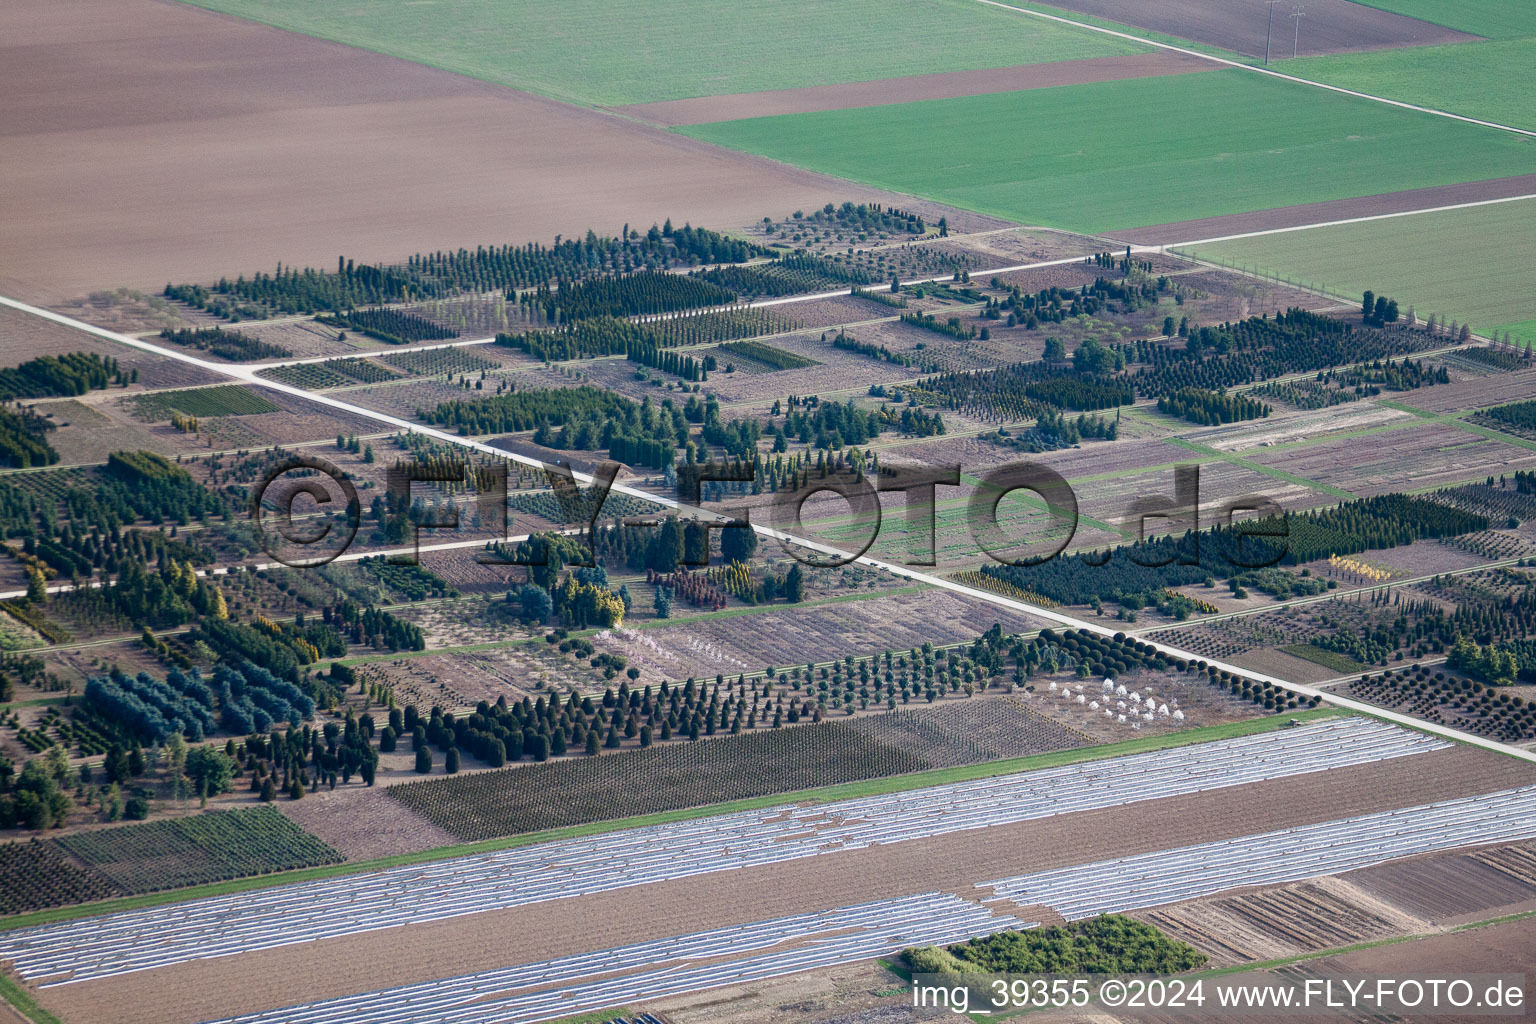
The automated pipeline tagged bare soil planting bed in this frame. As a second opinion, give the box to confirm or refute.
[1184,402,1416,453]
[588,588,1051,682]
[342,377,478,421]
[41,743,1529,1024]
[46,290,208,335]
[1301,913,1536,979]
[1252,422,1536,494]
[1112,174,1536,243]
[1318,536,1490,578]
[216,319,356,361]
[278,785,458,862]
[1071,457,1334,530]
[1154,270,1330,320]
[1136,874,1424,967]
[923,226,1107,267]
[1025,0,1477,61]
[1401,366,1536,414]
[617,53,1214,125]
[393,697,1095,841]
[1344,841,1536,924]
[0,0,939,303]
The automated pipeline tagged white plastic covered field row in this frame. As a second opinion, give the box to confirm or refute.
[201,783,1536,1024]
[984,785,1536,919]
[197,891,1029,1024]
[0,718,1442,986]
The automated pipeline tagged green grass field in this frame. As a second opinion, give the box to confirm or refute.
[1346,0,1536,39]
[1178,199,1536,342]
[1281,0,1536,132]
[680,70,1536,234]
[181,0,1144,107]
[1288,39,1536,133]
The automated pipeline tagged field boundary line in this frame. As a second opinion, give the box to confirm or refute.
[1165,192,1536,249]
[4,291,1533,766]
[970,0,1536,138]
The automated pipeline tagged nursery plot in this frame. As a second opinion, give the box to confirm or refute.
[1252,422,1536,494]
[46,290,205,335]
[343,378,476,422]
[277,785,460,862]
[0,312,216,394]
[1399,367,1536,414]
[350,645,592,712]
[704,336,916,405]
[390,696,1094,841]
[0,840,124,916]
[404,295,543,338]
[1164,607,1325,661]
[211,319,353,360]
[34,402,181,466]
[1016,668,1264,744]
[129,384,280,421]
[382,347,499,377]
[588,588,1052,682]
[52,807,342,895]
[1179,402,1418,453]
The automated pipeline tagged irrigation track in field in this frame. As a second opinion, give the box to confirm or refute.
[4,293,1534,765]
[972,0,1536,139]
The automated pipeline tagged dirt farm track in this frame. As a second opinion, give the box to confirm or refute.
[37,743,1531,1024]
[0,0,925,303]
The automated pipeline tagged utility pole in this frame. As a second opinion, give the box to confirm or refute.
[1292,5,1305,58]
[1264,0,1282,63]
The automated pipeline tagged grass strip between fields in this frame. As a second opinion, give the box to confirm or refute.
[0,708,1346,932]
[541,1010,641,1024]
[1377,398,1536,453]
[0,972,62,1024]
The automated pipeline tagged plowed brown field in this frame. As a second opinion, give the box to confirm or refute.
[1107,174,1536,243]
[0,0,951,303]
[1031,0,1477,59]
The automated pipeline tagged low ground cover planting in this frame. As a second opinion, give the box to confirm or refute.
[0,839,124,916]
[130,384,281,420]
[0,807,342,915]
[53,806,343,894]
